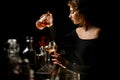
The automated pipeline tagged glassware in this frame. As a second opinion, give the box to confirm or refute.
[35,41,57,80]
[46,40,57,64]
[5,39,20,59]
[35,11,50,30]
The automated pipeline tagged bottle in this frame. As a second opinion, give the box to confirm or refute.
[22,36,37,71]
[35,11,50,30]
[4,39,22,80]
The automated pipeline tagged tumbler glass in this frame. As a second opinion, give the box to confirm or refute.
[36,11,50,30]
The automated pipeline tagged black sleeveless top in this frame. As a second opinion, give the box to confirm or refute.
[58,29,105,75]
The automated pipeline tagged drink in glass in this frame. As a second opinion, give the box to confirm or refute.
[36,12,50,30]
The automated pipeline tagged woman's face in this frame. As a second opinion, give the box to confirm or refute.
[69,7,85,25]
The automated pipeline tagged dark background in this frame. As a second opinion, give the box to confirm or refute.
[0,0,74,43]
[0,0,117,49]
[0,0,119,79]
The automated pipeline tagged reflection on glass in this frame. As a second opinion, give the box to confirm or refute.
[46,40,57,64]
[35,11,50,30]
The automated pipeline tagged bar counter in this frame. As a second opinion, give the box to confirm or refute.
[34,63,80,80]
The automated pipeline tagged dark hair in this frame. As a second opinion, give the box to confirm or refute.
[68,0,107,28]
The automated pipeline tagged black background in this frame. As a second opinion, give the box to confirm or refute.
[0,0,117,50]
[0,0,119,79]
[0,0,74,42]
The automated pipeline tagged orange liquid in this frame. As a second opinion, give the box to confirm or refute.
[46,49,56,55]
[36,20,50,29]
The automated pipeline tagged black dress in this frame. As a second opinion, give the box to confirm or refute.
[57,29,107,80]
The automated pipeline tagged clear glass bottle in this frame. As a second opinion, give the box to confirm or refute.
[5,38,20,59]
[4,38,22,80]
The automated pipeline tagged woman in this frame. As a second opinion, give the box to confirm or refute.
[38,0,107,80]
[51,0,107,80]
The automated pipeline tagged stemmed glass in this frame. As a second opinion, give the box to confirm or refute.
[46,40,57,64]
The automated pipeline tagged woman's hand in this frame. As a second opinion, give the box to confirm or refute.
[46,12,53,27]
[51,53,67,69]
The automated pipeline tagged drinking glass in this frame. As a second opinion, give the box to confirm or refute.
[46,40,57,64]
[35,11,50,30]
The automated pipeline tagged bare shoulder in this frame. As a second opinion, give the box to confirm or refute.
[76,27,101,40]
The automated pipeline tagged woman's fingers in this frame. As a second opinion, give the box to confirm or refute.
[51,53,66,69]
[51,54,61,64]
[51,58,60,62]
[58,63,66,69]
[39,14,47,19]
